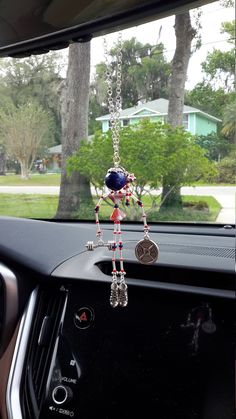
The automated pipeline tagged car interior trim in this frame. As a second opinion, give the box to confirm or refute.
[0,0,215,57]
[0,264,18,357]
[6,289,38,419]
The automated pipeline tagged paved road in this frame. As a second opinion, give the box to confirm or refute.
[0,186,59,195]
[0,185,235,224]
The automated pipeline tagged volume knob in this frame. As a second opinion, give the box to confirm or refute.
[52,385,73,405]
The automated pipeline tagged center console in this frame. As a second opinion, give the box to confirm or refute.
[18,279,235,419]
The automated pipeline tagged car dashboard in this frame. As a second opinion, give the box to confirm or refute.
[0,217,235,419]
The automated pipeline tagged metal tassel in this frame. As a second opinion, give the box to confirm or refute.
[110,278,119,308]
[118,280,128,307]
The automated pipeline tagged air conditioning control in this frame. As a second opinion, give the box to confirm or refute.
[52,385,73,405]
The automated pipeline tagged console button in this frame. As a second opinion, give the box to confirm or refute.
[74,307,94,329]
[52,385,73,405]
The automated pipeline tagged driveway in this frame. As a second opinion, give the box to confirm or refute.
[0,185,235,224]
[181,186,236,224]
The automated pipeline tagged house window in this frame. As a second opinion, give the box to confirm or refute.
[183,114,189,130]
[123,119,130,126]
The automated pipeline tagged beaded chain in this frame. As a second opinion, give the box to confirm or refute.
[86,33,159,308]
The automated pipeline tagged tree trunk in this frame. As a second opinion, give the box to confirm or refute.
[161,12,196,209]
[56,42,93,218]
[20,160,29,179]
[0,150,6,175]
[161,182,182,209]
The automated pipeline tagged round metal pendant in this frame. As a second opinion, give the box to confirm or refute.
[135,238,159,264]
[201,320,216,334]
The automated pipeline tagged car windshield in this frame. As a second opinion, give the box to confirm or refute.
[0,0,235,224]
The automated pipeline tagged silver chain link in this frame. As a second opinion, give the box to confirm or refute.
[103,33,122,167]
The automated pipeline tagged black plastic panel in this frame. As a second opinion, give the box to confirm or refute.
[37,281,235,419]
[0,0,214,57]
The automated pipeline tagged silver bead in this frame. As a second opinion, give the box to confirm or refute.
[86,241,95,251]
[107,240,114,251]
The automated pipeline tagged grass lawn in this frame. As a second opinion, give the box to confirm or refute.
[0,194,221,222]
[0,173,61,186]
[98,195,221,222]
[153,196,221,222]
[191,181,236,187]
[0,194,58,218]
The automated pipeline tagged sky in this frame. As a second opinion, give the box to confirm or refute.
[89,0,235,89]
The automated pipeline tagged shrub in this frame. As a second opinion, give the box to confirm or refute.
[216,153,236,184]
[183,200,209,211]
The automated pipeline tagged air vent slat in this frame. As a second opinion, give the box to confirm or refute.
[38,298,65,403]
[22,287,67,419]
[97,261,235,291]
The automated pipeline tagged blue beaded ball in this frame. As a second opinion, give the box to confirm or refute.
[105,169,127,191]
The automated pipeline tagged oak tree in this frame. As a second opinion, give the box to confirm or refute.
[56,42,93,218]
[161,12,196,209]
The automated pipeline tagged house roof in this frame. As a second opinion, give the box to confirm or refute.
[48,136,94,154]
[48,144,62,154]
[96,98,221,123]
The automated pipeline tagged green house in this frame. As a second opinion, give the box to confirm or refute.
[96,98,221,136]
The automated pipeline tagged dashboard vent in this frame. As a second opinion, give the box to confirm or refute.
[97,262,235,291]
[22,287,67,419]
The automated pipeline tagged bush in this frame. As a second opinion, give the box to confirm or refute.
[183,200,209,211]
[216,153,236,184]
[195,132,232,162]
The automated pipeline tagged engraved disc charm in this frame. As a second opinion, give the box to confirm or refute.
[135,238,159,264]
[202,320,216,334]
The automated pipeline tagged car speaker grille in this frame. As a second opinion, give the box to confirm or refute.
[124,242,235,259]
[160,244,235,259]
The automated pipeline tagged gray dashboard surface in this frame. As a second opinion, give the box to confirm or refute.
[0,217,235,276]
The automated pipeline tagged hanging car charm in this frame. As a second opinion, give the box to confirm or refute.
[86,33,159,308]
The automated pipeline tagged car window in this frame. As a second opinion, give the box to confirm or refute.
[0,0,235,224]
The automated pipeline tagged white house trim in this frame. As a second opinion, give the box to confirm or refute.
[97,110,221,123]
[126,113,163,119]
[97,113,165,121]
[129,106,161,117]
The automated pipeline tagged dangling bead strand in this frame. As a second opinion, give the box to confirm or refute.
[94,192,110,243]
[110,221,119,308]
[117,221,128,307]
[130,193,150,237]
